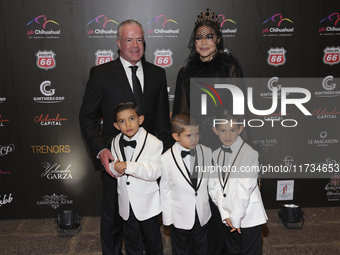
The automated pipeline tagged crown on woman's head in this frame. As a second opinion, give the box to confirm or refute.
[195,9,219,26]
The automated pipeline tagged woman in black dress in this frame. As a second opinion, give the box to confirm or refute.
[172,9,244,118]
[172,9,246,255]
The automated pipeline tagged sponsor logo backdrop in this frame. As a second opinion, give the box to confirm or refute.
[0,0,339,219]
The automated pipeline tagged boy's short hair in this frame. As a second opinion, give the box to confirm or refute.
[171,113,200,135]
[215,109,244,127]
[113,102,140,121]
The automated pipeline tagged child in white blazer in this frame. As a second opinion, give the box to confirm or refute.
[109,102,163,255]
[210,109,267,255]
[160,113,212,255]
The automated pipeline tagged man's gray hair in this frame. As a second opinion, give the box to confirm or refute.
[117,20,144,40]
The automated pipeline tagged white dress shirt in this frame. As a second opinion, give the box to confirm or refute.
[120,56,144,92]
[178,143,196,175]
[123,128,141,161]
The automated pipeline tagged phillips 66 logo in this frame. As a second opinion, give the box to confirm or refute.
[267,47,286,67]
[153,49,173,68]
[323,47,340,66]
[95,49,114,66]
[36,50,56,70]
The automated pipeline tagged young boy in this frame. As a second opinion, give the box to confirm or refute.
[160,113,212,255]
[210,109,267,255]
[109,102,163,255]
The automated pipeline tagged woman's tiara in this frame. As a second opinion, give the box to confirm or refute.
[195,9,219,26]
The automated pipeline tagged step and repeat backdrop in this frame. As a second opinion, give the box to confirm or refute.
[1,0,340,219]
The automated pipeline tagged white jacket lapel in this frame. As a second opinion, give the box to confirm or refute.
[216,148,225,185]
[195,145,204,188]
[113,133,124,161]
[227,136,244,169]
[173,143,191,182]
[131,127,147,162]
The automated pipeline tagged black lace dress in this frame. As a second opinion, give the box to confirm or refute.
[173,51,246,151]
[172,51,244,117]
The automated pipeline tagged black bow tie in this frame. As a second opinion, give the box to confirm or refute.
[221,146,232,153]
[123,140,136,148]
[181,150,190,158]
[181,149,196,158]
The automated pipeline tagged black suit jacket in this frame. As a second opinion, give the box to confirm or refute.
[79,57,171,160]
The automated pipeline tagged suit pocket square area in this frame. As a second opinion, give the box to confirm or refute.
[170,199,182,208]
[249,194,259,203]
[144,184,159,195]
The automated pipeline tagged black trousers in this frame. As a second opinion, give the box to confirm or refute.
[225,224,262,255]
[208,198,228,255]
[170,212,208,255]
[101,172,123,255]
[123,206,163,255]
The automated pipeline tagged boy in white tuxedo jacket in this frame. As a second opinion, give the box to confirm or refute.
[109,102,163,255]
[210,110,267,255]
[160,113,212,255]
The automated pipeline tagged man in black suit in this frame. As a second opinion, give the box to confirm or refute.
[79,20,171,255]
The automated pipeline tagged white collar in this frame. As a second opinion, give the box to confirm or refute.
[177,142,190,152]
[120,56,142,70]
[229,136,242,152]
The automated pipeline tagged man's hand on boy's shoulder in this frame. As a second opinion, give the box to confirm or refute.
[114,159,126,175]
